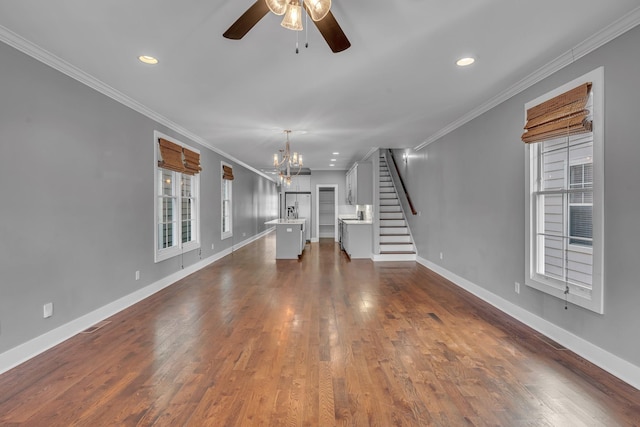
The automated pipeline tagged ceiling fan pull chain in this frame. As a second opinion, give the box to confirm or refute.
[296,30,299,54]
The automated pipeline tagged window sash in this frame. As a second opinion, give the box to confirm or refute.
[221,164,233,239]
[155,132,201,262]
[524,67,603,314]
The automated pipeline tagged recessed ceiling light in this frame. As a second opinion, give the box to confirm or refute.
[331,158,337,162]
[330,164,335,167]
[456,57,475,67]
[332,152,339,155]
[138,55,159,65]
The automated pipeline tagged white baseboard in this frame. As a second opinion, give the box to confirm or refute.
[0,230,278,375]
[416,256,640,391]
[0,233,274,376]
[372,253,417,262]
[232,227,274,251]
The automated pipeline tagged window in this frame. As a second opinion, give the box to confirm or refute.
[221,162,233,240]
[569,163,593,246]
[154,131,201,262]
[524,68,604,314]
[181,174,196,244]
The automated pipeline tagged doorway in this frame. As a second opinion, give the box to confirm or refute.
[315,185,338,242]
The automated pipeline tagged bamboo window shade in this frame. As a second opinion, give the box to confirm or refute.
[182,148,202,175]
[158,138,202,175]
[158,138,186,173]
[222,165,234,180]
[521,82,593,144]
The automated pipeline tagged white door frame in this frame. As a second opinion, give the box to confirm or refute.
[314,184,338,242]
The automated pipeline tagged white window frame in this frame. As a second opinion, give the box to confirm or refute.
[221,161,233,240]
[524,67,604,314]
[154,131,201,263]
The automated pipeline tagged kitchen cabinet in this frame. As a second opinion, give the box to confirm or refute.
[265,219,305,259]
[342,221,372,259]
[287,174,311,192]
[346,162,373,205]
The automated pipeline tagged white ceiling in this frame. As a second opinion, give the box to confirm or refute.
[1,0,639,177]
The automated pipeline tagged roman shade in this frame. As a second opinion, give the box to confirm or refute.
[182,148,202,175]
[158,138,185,173]
[222,165,234,181]
[521,82,592,144]
[158,138,202,175]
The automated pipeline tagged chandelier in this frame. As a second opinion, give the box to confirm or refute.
[266,0,331,31]
[273,130,303,186]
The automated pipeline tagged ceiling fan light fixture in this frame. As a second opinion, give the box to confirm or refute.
[304,0,331,21]
[265,0,287,16]
[281,1,303,31]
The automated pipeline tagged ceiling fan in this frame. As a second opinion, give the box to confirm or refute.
[223,0,351,53]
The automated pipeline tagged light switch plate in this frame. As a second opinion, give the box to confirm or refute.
[43,302,53,318]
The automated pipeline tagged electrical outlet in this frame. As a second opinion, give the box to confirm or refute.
[515,282,521,294]
[135,270,140,281]
[439,252,443,260]
[43,302,53,318]
[211,243,215,250]
[242,232,246,237]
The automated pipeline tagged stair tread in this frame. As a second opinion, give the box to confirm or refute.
[379,160,406,241]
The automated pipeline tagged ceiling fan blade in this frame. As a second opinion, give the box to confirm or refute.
[307,9,351,53]
[223,0,270,40]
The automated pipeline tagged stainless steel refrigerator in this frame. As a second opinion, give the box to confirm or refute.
[284,192,311,242]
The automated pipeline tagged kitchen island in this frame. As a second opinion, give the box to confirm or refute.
[341,219,372,259]
[265,219,306,259]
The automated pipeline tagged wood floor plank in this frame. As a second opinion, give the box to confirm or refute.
[1,235,639,426]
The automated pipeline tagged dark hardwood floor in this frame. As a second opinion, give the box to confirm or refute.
[1,234,639,426]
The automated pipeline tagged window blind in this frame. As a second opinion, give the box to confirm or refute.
[222,165,234,180]
[182,148,202,175]
[521,82,592,144]
[158,138,186,173]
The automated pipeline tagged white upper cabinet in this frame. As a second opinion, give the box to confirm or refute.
[346,162,373,205]
[287,175,311,192]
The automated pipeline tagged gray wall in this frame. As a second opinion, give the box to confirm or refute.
[0,41,277,354]
[394,24,640,367]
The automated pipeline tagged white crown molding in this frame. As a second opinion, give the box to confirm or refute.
[0,24,275,183]
[361,146,379,162]
[415,6,640,151]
